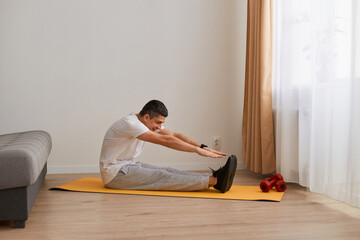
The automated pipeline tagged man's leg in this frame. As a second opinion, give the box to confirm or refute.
[105,162,210,191]
[139,162,217,188]
[139,162,211,177]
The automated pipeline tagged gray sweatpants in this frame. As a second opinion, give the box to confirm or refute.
[105,162,210,191]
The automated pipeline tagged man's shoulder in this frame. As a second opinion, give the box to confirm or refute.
[120,113,140,126]
[111,113,148,134]
[111,114,135,128]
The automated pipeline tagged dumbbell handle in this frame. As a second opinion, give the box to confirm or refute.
[260,178,277,192]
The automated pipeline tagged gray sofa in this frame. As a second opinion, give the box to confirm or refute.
[0,130,52,228]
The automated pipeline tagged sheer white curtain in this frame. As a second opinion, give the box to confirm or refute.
[273,0,360,207]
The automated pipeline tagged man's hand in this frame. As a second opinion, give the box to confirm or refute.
[203,147,227,157]
[195,147,225,158]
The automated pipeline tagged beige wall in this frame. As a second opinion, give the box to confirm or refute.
[0,0,247,173]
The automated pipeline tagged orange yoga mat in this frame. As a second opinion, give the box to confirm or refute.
[50,177,285,202]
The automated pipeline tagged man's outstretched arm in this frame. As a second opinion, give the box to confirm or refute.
[159,128,227,157]
[159,128,200,147]
[137,130,224,158]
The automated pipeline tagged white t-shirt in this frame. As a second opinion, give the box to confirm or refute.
[99,113,150,184]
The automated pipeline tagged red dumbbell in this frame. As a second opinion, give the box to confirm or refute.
[260,173,287,192]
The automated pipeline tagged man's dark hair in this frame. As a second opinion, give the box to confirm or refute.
[139,100,168,118]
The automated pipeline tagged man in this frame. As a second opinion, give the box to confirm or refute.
[100,100,237,193]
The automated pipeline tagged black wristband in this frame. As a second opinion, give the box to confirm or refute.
[200,144,208,149]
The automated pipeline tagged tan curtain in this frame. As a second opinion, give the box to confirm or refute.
[242,0,275,174]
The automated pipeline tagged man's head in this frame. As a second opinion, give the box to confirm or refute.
[139,100,168,118]
[138,100,168,131]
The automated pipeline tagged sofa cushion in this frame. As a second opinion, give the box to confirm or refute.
[0,131,52,190]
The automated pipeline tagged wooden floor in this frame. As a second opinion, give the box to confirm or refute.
[1,170,360,240]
